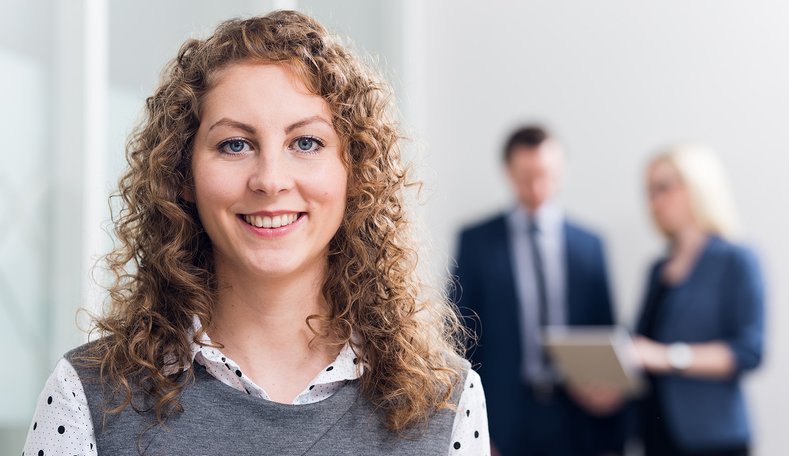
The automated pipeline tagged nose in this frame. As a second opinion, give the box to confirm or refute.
[248,149,294,195]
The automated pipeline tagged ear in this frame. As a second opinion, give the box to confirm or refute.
[504,160,517,181]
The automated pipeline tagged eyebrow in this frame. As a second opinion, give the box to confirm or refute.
[207,118,256,135]
[206,116,333,135]
[284,115,333,134]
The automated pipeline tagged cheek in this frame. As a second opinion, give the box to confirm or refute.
[306,165,348,214]
[654,197,673,215]
[648,198,661,216]
[195,175,227,205]
[513,172,533,191]
[192,164,242,213]
[652,205,670,227]
[674,196,695,221]
[654,197,685,226]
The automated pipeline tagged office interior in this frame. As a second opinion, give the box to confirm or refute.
[2,1,787,454]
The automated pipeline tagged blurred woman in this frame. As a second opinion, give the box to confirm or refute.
[634,144,765,456]
[24,11,488,455]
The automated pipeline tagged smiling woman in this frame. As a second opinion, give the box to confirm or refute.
[23,10,489,456]
[189,63,348,285]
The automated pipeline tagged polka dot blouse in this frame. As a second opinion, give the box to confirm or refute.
[24,322,490,455]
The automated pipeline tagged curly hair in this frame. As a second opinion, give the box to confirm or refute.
[81,10,466,432]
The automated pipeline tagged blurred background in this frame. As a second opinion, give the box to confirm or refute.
[1,0,787,454]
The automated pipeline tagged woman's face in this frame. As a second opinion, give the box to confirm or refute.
[189,62,347,282]
[646,160,694,237]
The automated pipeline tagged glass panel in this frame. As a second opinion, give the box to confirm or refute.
[0,1,55,452]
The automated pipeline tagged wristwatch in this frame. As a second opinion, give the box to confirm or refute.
[667,342,693,371]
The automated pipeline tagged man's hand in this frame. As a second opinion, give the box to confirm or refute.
[567,384,624,416]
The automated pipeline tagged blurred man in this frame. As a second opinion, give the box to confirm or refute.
[451,126,623,455]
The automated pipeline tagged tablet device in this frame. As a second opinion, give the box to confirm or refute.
[544,326,644,395]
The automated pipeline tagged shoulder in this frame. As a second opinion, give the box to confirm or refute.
[448,367,489,454]
[706,236,763,278]
[707,236,758,260]
[455,366,483,412]
[646,257,667,282]
[563,217,603,245]
[64,338,110,384]
[563,219,610,263]
[458,213,508,240]
[444,356,476,414]
[455,214,508,260]
[65,337,105,360]
[24,357,97,456]
[433,354,472,406]
[456,357,472,386]
[460,367,481,397]
[45,356,88,398]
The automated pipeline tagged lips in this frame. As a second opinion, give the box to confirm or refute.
[241,212,302,229]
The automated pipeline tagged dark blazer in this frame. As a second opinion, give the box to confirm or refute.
[452,212,621,455]
[636,236,765,452]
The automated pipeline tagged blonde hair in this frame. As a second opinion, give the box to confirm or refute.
[650,143,741,239]
[80,10,465,433]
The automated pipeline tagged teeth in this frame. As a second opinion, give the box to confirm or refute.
[243,213,300,229]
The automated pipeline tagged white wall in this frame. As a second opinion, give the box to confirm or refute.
[418,2,789,454]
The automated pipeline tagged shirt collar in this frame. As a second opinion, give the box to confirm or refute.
[508,201,564,233]
[186,315,364,382]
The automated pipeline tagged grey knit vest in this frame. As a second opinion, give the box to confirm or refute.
[66,343,468,455]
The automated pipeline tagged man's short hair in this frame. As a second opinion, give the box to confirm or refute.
[503,125,551,162]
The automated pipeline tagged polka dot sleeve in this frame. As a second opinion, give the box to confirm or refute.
[448,369,490,455]
[23,358,97,456]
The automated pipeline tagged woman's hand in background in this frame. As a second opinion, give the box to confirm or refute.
[634,336,736,379]
[633,336,672,374]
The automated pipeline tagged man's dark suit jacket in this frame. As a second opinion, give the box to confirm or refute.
[452,212,623,455]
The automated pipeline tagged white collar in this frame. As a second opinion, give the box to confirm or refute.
[179,316,363,403]
[508,202,564,232]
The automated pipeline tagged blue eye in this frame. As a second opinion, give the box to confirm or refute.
[218,139,252,155]
[292,136,324,154]
[297,138,314,150]
[228,140,245,152]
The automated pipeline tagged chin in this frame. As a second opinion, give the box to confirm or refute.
[658,225,678,239]
[242,257,300,278]
[251,255,328,280]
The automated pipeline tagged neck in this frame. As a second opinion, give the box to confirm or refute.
[522,201,547,216]
[208,259,332,365]
[669,223,708,257]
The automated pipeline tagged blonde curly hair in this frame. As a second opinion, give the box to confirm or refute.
[83,10,466,432]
